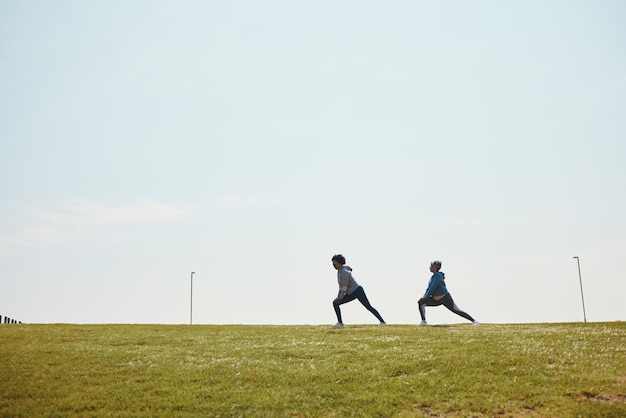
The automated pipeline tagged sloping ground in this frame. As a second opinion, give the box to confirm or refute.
[1,322,624,416]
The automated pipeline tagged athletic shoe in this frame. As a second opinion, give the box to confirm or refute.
[473,321,480,326]
[379,322,387,326]
[333,322,344,329]
[419,320,427,326]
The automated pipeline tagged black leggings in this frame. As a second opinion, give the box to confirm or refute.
[418,294,475,322]
[333,286,385,324]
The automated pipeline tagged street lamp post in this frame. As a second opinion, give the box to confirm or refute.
[572,257,587,323]
[190,272,195,325]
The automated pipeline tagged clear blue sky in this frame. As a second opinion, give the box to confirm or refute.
[1,0,624,325]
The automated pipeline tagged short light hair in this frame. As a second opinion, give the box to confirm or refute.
[431,260,442,270]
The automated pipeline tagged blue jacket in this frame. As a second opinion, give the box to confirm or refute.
[423,271,448,298]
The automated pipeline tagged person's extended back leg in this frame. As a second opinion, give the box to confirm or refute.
[441,295,475,322]
[354,287,385,323]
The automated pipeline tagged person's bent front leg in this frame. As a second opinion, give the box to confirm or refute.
[418,300,427,321]
[333,300,343,324]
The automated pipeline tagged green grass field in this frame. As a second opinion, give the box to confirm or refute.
[1,322,624,417]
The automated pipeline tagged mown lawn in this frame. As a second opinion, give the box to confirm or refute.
[1,323,624,417]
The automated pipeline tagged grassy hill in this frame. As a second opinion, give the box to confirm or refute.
[1,323,624,417]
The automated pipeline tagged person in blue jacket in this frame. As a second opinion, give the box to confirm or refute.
[418,260,479,326]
